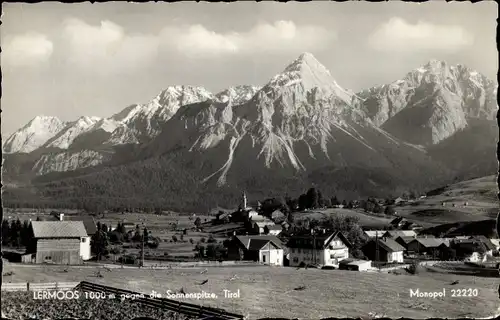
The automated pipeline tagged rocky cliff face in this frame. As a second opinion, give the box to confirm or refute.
[145,53,440,189]
[358,60,497,145]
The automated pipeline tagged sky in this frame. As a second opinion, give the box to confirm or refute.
[1,1,498,136]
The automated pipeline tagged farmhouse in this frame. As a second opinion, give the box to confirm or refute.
[362,238,404,263]
[29,221,88,264]
[406,238,448,257]
[226,235,284,266]
[394,236,415,250]
[264,225,283,236]
[40,215,96,260]
[339,259,372,271]
[287,231,351,267]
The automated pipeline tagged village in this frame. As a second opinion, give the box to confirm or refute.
[2,185,500,319]
[3,189,499,276]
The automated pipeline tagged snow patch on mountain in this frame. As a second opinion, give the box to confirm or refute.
[3,116,67,153]
[43,116,102,149]
[106,85,215,144]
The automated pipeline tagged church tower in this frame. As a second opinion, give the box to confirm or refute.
[242,191,248,210]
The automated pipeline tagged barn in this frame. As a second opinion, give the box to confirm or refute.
[44,214,97,260]
[30,221,88,265]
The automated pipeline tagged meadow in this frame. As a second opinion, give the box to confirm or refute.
[3,262,499,320]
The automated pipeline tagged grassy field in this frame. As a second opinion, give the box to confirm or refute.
[293,208,394,228]
[5,211,222,258]
[395,175,498,225]
[3,263,499,319]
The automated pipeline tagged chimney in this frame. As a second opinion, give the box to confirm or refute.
[59,213,64,221]
[233,231,236,236]
[323,229,326,234]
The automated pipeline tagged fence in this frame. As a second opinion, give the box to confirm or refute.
[77,281,244,320]
[1,282,80,292]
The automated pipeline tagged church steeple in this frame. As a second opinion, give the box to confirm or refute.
[242,191,248,210]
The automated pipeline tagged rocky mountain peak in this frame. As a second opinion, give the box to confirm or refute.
[260,53,354,107]
[215,85,261,105]
[3,115,67,154]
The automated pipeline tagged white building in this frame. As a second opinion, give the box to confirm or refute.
[228,235,284,266]
[339,259,373,271]
[287,231,351,267]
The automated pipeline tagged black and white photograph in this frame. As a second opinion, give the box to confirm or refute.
[1,1,499,319]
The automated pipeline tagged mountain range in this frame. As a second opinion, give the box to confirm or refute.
[2,53,498,212]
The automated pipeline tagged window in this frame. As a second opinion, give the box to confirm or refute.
[291,248,295,253]
[81,238,86,243]
[298,248,302,254]
[293,257,299,263]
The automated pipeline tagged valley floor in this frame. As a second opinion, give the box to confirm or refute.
[3,263,499,319]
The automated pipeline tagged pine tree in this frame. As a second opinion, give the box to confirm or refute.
[2,219,11,245]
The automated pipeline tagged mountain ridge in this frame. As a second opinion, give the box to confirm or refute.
[2,53,497,212]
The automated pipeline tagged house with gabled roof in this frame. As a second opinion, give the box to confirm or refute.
[287,230,351,267]
[362,238,405,263]
[406,238,449,257]
[226,235,284,266]
[44,214,97,260]
[30,221,88,264]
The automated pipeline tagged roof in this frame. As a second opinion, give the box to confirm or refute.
[250,215,272,222]
[369,238,405,253]
[385,230,416,238]
[410,238,447,248]
[234,235,283,250]
[364,230,387,238]
[395,236,415,244]
[390,217,404,225]
[470,236,496,251]
[63,216,97,235]
[31,221,87,238]
[254,221,274,227]
[287,231,352,250]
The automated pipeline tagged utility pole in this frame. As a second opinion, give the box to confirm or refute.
[141,224,145,268]
[312,229,315,265]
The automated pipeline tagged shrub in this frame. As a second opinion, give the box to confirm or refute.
[406,260,420,275]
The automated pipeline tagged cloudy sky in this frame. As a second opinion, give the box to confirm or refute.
[2,1,497,136]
